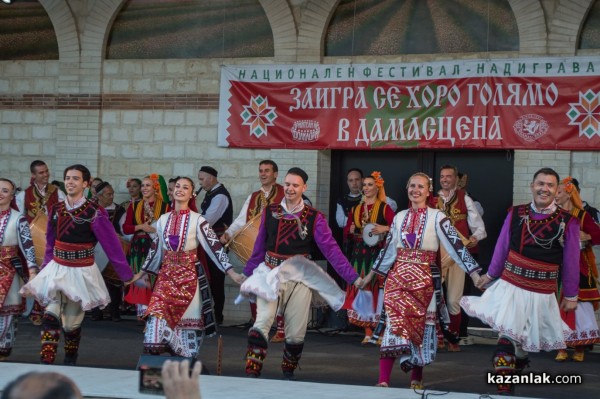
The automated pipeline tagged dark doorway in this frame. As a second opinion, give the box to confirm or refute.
[329,149,515,270]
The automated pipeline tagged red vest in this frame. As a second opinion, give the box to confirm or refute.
[246,184,285,222]
[24,184,60,223]
[436,189,478,254]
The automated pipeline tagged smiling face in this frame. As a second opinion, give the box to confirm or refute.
[284,173,306,206]
[407,175,430,208]
[362,177,378,199]
[439,168,457,192]
[174,178,194,204]
[530,173,558,210]
[258,163,277,188]
[141,178,156,201]
[0,180,14,210]
[64,170,88,201]
[31,164,50,187]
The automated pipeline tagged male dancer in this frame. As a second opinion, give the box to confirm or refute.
[461,167,579,394]
[21,164,134,365]
[16,160,66,222]
[241,167,362,380]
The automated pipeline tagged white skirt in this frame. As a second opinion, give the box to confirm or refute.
[566,301,600,345]
[240,255,346,310]
[20,260,110,311]
[460,279,571,352]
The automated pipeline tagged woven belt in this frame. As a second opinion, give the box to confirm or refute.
[395,248,437,265]
[505,261,558,280]
[164,249,197,264]
[501,250,559,294]
[0,246,18,260]
[264,251,308,269]
[53,240,95,267]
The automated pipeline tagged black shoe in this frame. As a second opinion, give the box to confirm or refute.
[246,373,258,378]
[64,356,77,366]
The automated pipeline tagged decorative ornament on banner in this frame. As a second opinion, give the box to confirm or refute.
[218,58,600,150]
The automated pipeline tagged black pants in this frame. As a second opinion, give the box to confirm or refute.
[207,259,225,324]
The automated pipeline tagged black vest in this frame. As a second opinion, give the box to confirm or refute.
[509,204,573,265]
[200,184,233,235]
[264,203,318,255]
[337,193,362,217]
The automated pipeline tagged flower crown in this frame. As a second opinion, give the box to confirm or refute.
[371,171,384,187]
[149,173,161,192]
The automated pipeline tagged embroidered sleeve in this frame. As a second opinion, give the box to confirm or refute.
[436,213,480,274]
[16,214,38,269]
[197,216,232,272]
[141,218,164,275]
[372,215,400,276]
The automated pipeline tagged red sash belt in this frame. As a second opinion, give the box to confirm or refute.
[501,250,559,294]
[53,240,95,267]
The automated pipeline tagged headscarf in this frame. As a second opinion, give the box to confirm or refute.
[370,171,386,203]
[561,176,583,210]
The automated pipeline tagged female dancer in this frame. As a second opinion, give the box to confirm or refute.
[554,177,600,362]
[342,172,394,344]
[0,178,38,360]
[131,177,244,357]
[363,173,481,388]
[123,174,169,318]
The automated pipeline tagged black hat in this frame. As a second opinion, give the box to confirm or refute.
[95,181,110,194]
[200,166,218,177]
[287,167,308,183]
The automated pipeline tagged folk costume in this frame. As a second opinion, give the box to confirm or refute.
[142,209,232,358]
[555,178,600,362]
[372,207,479,387]
[342,172,395,338]
[434,187,486,339]
[122,175,169,317]
[20,197,134,365]
[241,199,359,379]
[199,178,233,325]
[0,209,37,359]
[15,182,65,223]
[460,202,579,394]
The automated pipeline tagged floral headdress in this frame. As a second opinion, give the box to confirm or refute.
[370,171,387,202]
[149,173,169,203]
[560,176,583,210]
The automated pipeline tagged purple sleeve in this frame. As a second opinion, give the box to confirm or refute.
[243,211,268,277]
[561,218,581,298]
[92,208,133,282]
[42,207,57,268]
[314,213,359,284]
[487,210,513,278]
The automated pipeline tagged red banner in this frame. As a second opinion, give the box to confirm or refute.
[218,59,600,150]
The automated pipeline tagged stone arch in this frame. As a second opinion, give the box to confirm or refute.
[298,0,338,62]
[506,0,547,54]
[548,0,595,54]
[79,0,126,61]
[38,0,80,63]
[259,0,298,62]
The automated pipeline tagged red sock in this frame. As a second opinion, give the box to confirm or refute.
[378,357,395,384]
[410,366,423,382]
